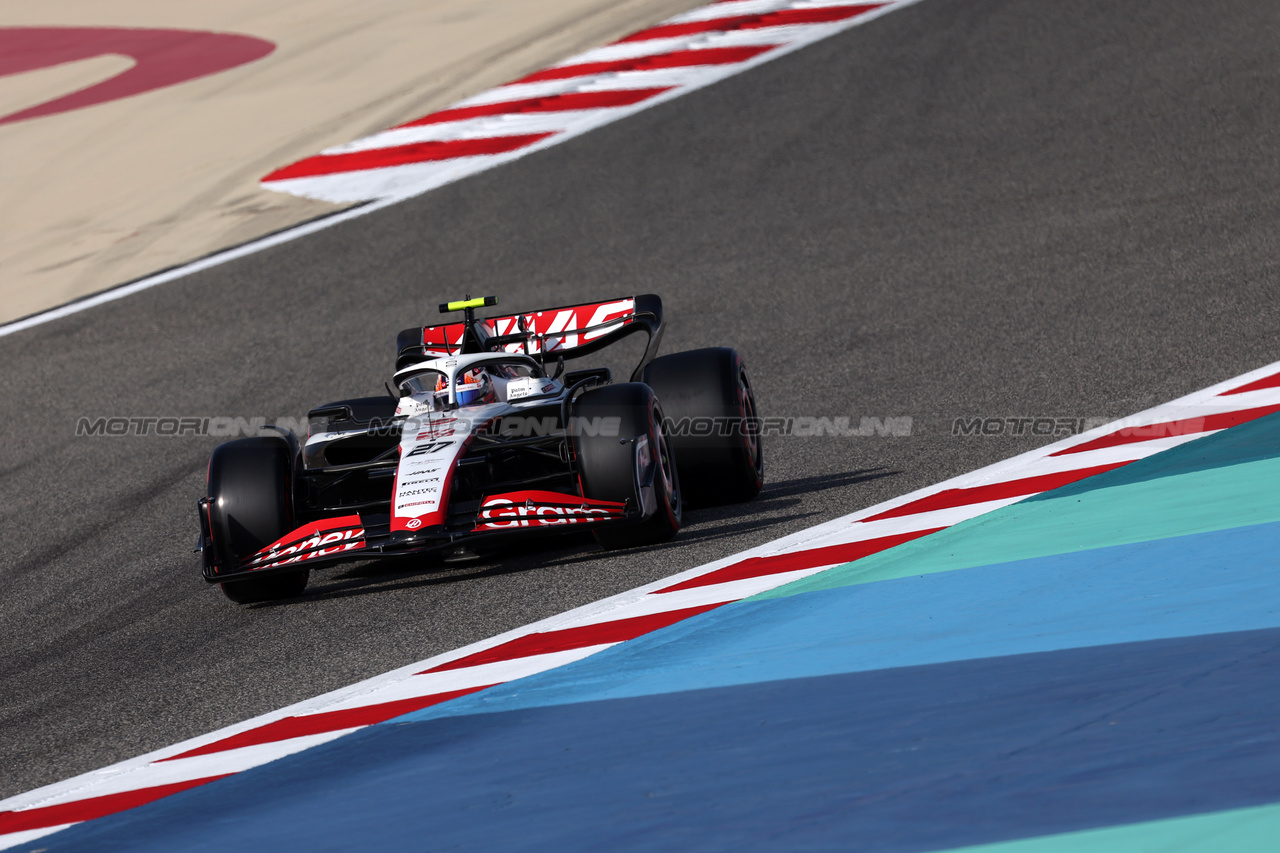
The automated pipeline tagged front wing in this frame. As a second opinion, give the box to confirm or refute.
[199,490,633,584]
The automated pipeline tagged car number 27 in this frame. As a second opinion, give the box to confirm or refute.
[406,441,453,457]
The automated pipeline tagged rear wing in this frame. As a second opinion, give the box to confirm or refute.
[395,293,664,381]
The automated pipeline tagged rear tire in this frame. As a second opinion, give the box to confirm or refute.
[641,347,763,505]
[573,383,681,549]
[206,436,309,604]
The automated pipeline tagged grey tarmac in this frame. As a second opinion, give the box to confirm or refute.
[2,0,1278,800]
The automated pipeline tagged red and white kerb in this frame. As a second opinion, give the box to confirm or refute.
[260,1,916,204]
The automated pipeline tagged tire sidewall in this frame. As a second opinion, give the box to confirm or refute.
[573,383,681,546]
[206,435,308,603]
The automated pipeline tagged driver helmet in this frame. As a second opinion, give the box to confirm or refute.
[454,367,495,407]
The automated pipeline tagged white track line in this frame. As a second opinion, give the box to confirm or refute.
[0,200,397,341]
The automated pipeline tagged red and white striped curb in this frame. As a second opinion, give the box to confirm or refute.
[260,0,922,203]
[4,362,1280,848]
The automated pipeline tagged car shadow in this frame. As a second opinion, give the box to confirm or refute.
[616,466,898,552]
[247,466,897,607]
[687,467,894,519]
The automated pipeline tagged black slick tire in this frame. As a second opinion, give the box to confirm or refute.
[641,347,763,505]
[206,436,309,603]
[573,383,681,549]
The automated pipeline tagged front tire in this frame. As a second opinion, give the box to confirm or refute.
[641,347,763,505]
[206,436,309,603]
[573,383,681,549]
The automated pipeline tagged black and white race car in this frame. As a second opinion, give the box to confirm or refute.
[197,294,762,603]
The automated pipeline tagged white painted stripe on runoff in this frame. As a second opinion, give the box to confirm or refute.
[0,826,71,849]
[0,199,396,341]
[21,732,359,807]
[313,649,616,713]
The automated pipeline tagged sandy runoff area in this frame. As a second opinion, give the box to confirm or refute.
[0,0,703,325]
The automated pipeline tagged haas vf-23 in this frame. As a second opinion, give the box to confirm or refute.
[196,294,762,603]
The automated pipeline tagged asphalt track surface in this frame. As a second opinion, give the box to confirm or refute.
[3,0,1279,802]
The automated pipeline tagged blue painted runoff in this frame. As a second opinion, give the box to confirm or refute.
[33,627,1280,853]
[406,519,1280,717]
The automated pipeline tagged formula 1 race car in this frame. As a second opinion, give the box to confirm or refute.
[196,294,762,603]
